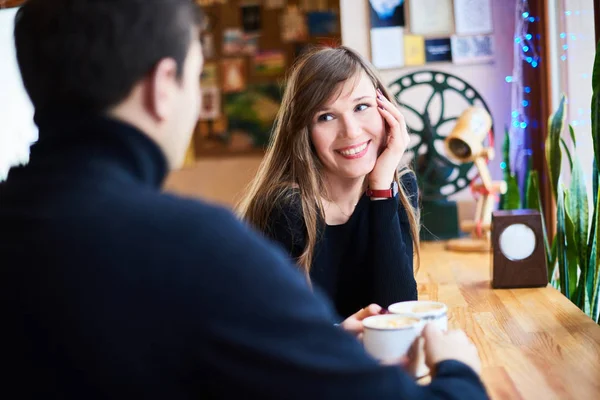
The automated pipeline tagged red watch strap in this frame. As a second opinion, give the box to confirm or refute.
[365,187,393,198]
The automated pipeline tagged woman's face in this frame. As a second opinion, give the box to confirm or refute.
[310,72,386,181]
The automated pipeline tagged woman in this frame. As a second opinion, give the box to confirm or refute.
[237,46,420,320]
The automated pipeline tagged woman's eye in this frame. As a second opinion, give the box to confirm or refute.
[355,104,369,112]
[317,113,333,122]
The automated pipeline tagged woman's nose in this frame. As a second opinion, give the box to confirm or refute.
[340,115,362,140]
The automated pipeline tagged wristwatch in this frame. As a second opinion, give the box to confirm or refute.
[365,181,398,198]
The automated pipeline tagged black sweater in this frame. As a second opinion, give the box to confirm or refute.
[0,114,488,399]
[265,174,419,318]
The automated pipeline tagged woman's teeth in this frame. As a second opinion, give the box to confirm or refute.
[339,142,368,156]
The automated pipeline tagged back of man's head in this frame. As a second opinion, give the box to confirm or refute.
[14,0,204,169]
[14,0,201,115]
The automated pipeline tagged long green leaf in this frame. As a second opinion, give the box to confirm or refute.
[569,154,589,277]
[564,190,579,300]
[526,170,552,267]
[525,169,532,212]
[584,285,591,316]
[589,177,600,321]
[503,127,511,175]
[550,237,558,285]
[569,124,577,147]
[574,173,588,310]
[500,127,511,210]
[590,225,599,321]
[557,185,569,299]
[594,160,598,209]
[591,39,600,207]
[576,257,588,310]
[561,138,573,172]
[503,174,521,210]
[589,227,599,320]
[588,168,597,287]
[586,187,597,316]
[547,95,567,202]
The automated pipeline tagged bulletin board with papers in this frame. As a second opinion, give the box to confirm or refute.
[368,0,494,70]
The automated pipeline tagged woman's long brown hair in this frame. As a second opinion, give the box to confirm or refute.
[236,46,420,279]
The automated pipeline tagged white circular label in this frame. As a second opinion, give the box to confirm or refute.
[499,223,536,261]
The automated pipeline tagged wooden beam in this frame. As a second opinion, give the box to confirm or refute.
[595,0,600,44]
[522,0,555,237]
[0,0,26,8]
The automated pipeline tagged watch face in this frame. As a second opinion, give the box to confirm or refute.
[499,223,536,261]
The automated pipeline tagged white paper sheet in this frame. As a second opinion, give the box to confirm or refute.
[454,0,494,35]
[370,27,404,69]
[408,0,454,36]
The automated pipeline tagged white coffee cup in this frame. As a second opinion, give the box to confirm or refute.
[362,314,424,365]
[388,301,448,378]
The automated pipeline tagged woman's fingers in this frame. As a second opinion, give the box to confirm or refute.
[376,91,409,149]
[377,106,406,152]
[377,89,405,124]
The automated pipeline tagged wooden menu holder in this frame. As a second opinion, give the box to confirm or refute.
[490,209,548,288]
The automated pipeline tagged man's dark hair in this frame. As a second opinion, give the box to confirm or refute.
[14,0,203,114]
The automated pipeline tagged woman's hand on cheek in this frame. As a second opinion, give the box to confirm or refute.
[368,89,410,190]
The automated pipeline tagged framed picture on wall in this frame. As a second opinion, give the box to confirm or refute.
[221,58,246,93]
[369,0,405,28]
[193,83,284,155]
[451,34,495,64]
[193,0,342,158]
[281,5,309,42]
[199,87,221,121]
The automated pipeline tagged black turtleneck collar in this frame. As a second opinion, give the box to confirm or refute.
[30,111,169,188]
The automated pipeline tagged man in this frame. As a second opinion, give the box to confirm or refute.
[0,1,488,398]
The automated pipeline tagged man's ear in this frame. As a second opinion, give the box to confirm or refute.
[146,58,178,121]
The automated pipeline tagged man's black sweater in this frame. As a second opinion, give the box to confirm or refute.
[0,114,488,399]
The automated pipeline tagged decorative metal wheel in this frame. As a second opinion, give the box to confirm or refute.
[389,70,494,201]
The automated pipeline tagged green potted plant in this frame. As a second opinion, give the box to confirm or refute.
[510,40,600,323]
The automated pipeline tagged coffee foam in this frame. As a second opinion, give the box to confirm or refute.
[411,303,445,313]
[364,315,420,330]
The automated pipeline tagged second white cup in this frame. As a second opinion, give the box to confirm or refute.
[388,300,448,331]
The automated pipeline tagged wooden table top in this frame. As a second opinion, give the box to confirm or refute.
[417,242,600,400]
